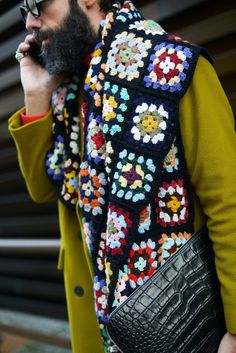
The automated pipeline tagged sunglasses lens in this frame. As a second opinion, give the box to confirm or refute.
[26,0,39,17]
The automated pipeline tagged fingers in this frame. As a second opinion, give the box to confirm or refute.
[24,34,37,44]
[17,42,30,54]
[17,34,34,51]
[15,34,38,63]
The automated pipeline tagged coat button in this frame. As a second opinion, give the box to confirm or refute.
[74,286,84,297]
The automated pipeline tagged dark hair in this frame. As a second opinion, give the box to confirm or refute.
[99,0,118,12]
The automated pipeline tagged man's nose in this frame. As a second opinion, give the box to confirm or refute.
[26,12,42,31]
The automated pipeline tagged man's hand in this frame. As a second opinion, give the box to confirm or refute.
[217,332,236,353]
[16,34,64,115]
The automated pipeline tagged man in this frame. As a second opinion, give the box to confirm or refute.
[9,0,236,352]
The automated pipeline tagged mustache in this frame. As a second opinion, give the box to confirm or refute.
[33,29,54,44]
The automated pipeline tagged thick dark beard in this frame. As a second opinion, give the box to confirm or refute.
[35,0,98,75]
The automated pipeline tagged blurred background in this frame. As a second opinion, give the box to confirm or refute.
[0,0,235,352]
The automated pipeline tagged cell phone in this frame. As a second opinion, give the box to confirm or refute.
[28,42,44,67]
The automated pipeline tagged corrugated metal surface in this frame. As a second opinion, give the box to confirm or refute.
[0,0,65,320]
[0,0,235,319]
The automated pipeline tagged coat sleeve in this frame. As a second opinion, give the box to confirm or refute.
[8,108,56,203]
[179,55,236,333]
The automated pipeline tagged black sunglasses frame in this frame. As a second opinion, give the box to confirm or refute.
[20,0,46,22]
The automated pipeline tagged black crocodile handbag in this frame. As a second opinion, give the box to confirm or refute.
[107,226,226,353]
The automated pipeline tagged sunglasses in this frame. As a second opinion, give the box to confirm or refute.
[20,0,46,22]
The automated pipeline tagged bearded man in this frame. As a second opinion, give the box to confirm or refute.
[9,0,236,352]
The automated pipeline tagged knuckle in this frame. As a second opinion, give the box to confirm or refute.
[25,35,32,43]
[17,43,24,50]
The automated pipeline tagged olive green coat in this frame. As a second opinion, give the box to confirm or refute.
[9,56,236,353]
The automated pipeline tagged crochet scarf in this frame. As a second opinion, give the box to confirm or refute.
[46,2,210,352]
[46,75,81,206]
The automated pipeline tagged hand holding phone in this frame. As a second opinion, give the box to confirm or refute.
[17,34,64,115]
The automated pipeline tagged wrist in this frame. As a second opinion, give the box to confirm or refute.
[24,92,52,115]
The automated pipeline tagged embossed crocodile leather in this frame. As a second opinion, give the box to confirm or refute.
[107,226,226,353]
